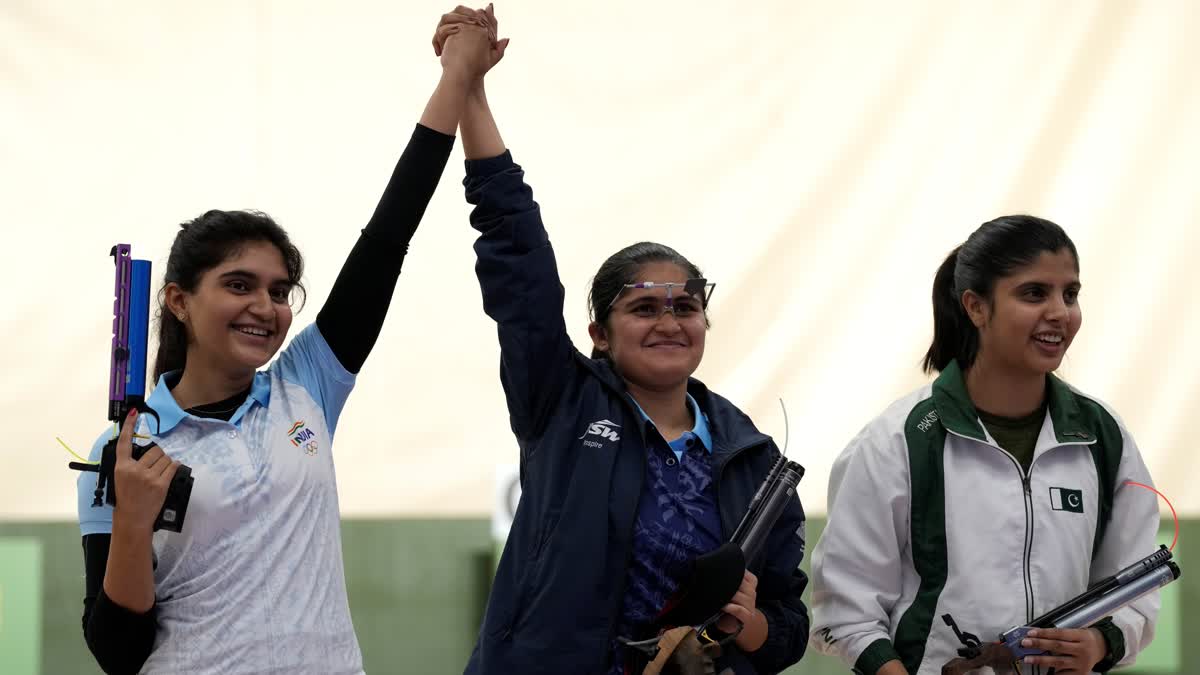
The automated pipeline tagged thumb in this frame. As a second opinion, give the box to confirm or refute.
[495,37,510,59]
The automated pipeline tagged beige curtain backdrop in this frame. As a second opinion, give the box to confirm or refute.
[3,1,1197,520]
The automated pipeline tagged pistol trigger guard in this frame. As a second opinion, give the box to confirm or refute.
[134,402,163,435]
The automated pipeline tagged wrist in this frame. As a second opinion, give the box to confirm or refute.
[1089,627,1110,665]
[1091,617,1125,671]
[467,80,488,102]
[438,68,475,91]
[111,513,155,541]
[733,608,768,652]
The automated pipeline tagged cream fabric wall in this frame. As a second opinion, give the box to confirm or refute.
[3,0,1197,519]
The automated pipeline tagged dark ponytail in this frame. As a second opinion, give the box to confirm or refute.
[587,242,705,360]
[922,215,1079,374]
[923,246,974,373]
[153,210,305,380]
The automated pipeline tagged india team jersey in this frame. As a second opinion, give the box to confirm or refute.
[77,324,363,674]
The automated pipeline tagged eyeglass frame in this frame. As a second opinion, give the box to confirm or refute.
[604,277,716,316]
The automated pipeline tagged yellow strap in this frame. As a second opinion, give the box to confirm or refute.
[59,422,153,466]
[56,437,98,465]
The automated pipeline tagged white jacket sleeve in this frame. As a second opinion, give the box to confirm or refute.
[1088,424,1162,667]
[811,424,911,673]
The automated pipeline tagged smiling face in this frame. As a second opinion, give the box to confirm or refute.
[963,247,1082,377]
[589,261,708,391]
[166,240,294,378]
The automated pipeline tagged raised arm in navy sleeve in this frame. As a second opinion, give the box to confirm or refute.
[464,151,574,444]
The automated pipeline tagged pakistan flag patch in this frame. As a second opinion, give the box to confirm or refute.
[1049,487,1084,513]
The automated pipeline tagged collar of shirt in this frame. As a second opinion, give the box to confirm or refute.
[146,370,273,434]
[630,392,713,459]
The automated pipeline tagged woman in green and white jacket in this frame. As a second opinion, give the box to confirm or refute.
[811,215,1160,675]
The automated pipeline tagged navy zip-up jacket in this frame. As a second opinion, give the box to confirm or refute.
[463,151,809,675]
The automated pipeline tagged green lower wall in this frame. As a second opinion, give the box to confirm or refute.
[1,519,1194,674]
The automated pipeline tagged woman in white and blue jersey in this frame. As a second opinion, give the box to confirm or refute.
[75,23,496,675]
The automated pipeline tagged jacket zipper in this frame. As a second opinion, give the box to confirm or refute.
[600,391,652,667]
[1020,470,1035,624]
[945,430,1038,673]
[1021,473,1039,675]
[999,451,1036,675]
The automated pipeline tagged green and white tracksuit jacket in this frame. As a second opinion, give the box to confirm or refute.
[810,361,1160,675]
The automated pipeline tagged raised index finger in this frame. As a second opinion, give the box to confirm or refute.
[116,408,138,459]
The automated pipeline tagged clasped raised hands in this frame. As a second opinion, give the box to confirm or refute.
[433,3,509,82]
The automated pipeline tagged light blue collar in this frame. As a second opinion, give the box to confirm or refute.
[630,392,713,453]
[146,370,271,434]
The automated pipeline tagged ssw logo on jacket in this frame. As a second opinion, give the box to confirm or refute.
[579,419,620,448]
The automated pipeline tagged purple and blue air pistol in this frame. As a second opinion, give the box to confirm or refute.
[69,244,193,533]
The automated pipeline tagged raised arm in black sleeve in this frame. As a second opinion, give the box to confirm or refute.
[316,124,455,373]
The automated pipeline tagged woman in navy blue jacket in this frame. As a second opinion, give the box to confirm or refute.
[436,8,809,674]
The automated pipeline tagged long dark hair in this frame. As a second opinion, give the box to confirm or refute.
[923,215,1078,374]
[153,209,305,380]
[587,242,705,360]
